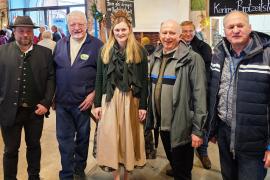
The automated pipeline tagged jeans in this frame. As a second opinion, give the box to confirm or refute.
[217,121,267,180]
[160,131,194,180]
[56,104,90,180]
[1,107,44,180]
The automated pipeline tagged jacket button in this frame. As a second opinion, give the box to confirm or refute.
[17,78,21,81]
[13,102,17,106]
[14,90,18,94]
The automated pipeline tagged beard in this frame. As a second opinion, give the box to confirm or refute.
[16,37,33,47]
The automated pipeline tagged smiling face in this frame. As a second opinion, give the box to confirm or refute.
[14,26,34,47]
[181,24,195,43]
[159,20,181,52]
[113,21,130,48]
[68,15,87,41]
[224,11,251,50]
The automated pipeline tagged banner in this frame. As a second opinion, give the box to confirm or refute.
[105,0,135,28]
[210,0,270,16]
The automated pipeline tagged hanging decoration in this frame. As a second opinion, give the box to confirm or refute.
[91,3,103,23]
[198,13,210,29]
[91,3,103,38]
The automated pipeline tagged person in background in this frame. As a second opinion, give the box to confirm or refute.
[53,11,103,180]
[58,27,66,38]
[3,26,12,40]
[0,16,55,180]
[0,29,8,45]
[51,25,62,42]
[93,9,148,180]
[148,19,207,180]
[38,30,56,52]
[207,10,270,180]
[7,31,15,43]
[33,35,39,44]
[141,36,155,56]
[38,25,47,41]
[180,20,212,170]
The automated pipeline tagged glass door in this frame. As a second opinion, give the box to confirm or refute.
[25,10,45,36]
[47,9,68,36]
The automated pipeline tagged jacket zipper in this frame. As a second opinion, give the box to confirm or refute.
[267,105,270,145]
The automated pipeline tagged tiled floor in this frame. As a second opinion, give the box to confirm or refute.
[0,111,269,180]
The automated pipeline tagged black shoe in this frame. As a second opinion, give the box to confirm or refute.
[196,151,211,169]
[74,171,86,180]
[166,168,174,177]
[28,175,40,180]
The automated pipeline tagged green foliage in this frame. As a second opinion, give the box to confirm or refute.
[191,0,205,11]
[91,3,103,22]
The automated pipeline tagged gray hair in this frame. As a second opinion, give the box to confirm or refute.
[223,10,249,27]
[160,19,181,34]
[67,11,87,24]
[42,30,53,39]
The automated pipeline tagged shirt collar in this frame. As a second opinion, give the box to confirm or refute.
[230,38,253,58]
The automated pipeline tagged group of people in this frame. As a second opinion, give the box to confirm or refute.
[0,9,270,180]
[0,28,13,45]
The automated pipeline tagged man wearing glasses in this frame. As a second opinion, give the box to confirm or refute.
[53,11,103,180]
[180,21,212,171]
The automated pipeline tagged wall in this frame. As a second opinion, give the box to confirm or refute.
[133,0,190,32]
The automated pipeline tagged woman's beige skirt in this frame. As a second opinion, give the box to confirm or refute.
[96,88,146,171]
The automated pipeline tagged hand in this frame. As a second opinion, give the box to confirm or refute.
[210,137,217,144]
[138,109,147,122]
[94,107,102,120]
[263,150,270,168]
[79,91,95,111]
[191,134,203,148]
[35,104,48,115]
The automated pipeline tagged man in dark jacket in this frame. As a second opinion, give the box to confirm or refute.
[53,11,103,180]
[0,16,55,180]
[51,25,62,42]
[180,20,212,170]
[208,11,270,180]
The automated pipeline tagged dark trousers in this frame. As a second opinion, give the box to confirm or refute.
[160,131,194,180]
[56,104,90,180]
[196,132,209,156]
[217,121,267,180]
[1,107,44,180]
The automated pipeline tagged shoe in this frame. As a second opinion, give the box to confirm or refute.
[196,151,211,169]
[166,168,174,177]
[28,174,40,180]
[74,170,86,180]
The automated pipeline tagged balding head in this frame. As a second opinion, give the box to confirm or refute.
[160,19,181,34]
[223,10,249,28]
[159,19,181,53]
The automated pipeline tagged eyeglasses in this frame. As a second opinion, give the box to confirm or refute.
[181,30,194,34]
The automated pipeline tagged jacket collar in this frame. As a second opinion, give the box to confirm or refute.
[154,40,190,64]
[220,31,270,59]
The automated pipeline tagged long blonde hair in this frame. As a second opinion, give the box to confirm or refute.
[101,17,143,64]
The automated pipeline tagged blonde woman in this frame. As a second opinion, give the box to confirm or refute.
[94,9,148,180]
